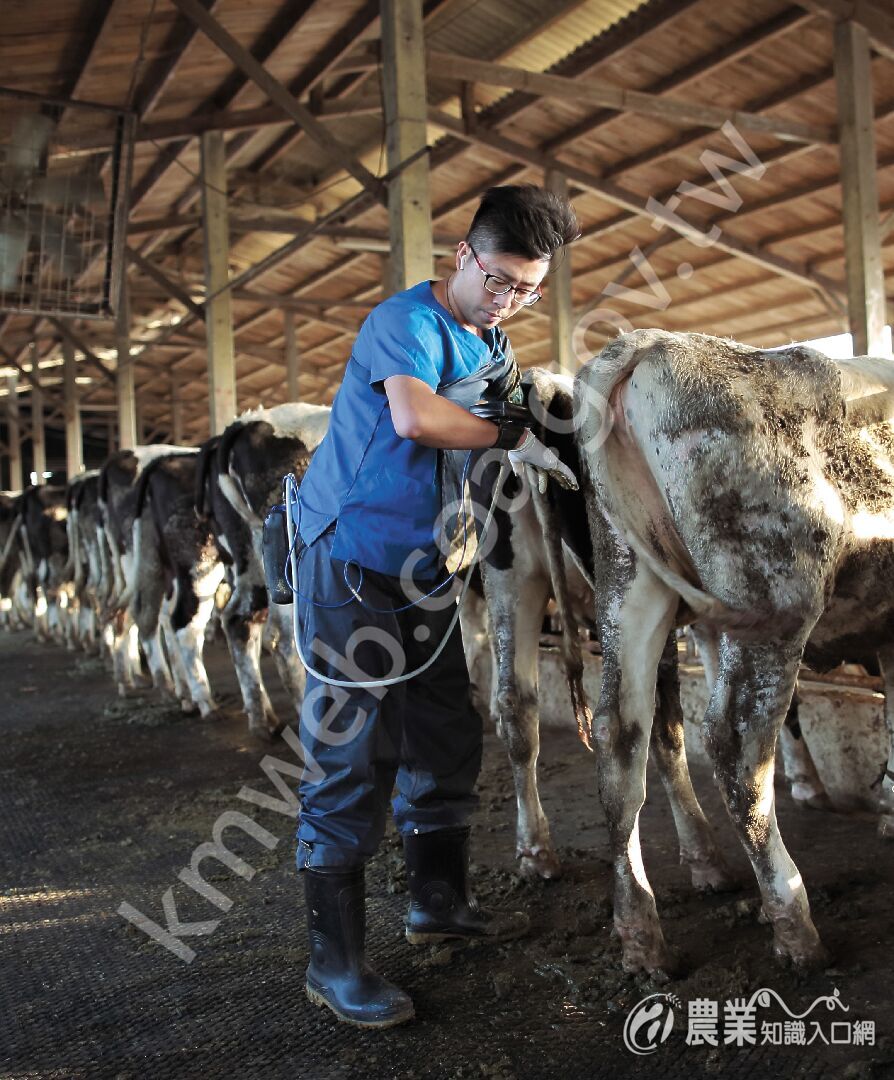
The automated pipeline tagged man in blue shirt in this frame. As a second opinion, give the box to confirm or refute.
[294,185,578,1029]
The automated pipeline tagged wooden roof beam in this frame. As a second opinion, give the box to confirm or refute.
[795,0,894,62]
[428,110,845,305]
[129,0,320,211]
[427,51,835,146]
[126,248,204,322]
[47,321,116,385]
[168,0,385,202]
[60,93,383,156]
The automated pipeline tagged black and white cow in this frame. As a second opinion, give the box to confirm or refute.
[575,328,894,974]
[130,449,223,718]
[195,435,287,739]
[0,491,28,629]
[99,445,189,697]
[17,485,70,643]
[464,368,733,891]
[64,471,104,652]
[215,402,331,719]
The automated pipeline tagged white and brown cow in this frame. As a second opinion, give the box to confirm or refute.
[466,368,733,891]
[575,328,894,974]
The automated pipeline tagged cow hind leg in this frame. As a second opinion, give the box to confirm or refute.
[171,565,224,720]
[158,589,196,713]
[489,570,559,880]
[704,638,828,970]
[222,583,279,738]
[650,634,738,892]
[596,563,679,976]
[778,691,831,810]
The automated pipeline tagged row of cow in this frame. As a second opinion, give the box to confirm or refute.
[2,334,893,976]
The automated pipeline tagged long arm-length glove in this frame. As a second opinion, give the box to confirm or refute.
[507,430,578,493]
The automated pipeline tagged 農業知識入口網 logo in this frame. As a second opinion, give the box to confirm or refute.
[622,993,681,1055]
[622,988,875,1054]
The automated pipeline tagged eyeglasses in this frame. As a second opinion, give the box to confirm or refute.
[468,244,543,307]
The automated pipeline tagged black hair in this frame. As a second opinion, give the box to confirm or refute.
[466,184,579,261]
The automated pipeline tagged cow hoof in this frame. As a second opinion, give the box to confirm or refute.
[877,814,894,840]
[518,849,562,881]
[773,938,831,972]
[794,786,833,812]
[689,860,740,893]
[620,941,682,980]
[179,699,199,715]
[249,722,276,742]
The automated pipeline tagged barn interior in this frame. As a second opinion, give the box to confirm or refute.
[2,0,894,1076]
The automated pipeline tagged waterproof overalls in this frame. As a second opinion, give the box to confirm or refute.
[293,280,517,869]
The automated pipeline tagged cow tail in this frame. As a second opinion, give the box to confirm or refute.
[529,481,593,751]
[195,436,221,517]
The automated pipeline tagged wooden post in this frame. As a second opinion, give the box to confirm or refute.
[834,20,887,355]
[381,0,433,291]
[171,373,184,443]
[63,338,83,479]
[546,169,574,375]
[116,281,138,449]
[201,130,237,434]
[284,312,300,401]
[5,374,22,492]
[30,344,46,484]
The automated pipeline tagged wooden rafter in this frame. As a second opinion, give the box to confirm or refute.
[428,109,844,304]
[427,50,835,145]
[794,0,894,62]
[168,0,385,201]
[126,248,204,321]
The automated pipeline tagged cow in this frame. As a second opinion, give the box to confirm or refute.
[0,491,28,629]
[17,485,70,643]
[130,449,223,719]
[463,368,734,891]
[195,435,286,739]
[574,327,894,974]
[215,402,331,719]
[99,445,190,698]
[64,471,104,652]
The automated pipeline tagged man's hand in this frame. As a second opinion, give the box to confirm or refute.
[508,431,578,493]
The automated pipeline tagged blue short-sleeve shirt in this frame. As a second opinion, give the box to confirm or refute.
[295,281,507,578]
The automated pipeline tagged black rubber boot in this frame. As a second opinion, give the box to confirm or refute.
[403,826,529,946]
[304,865,415,1029]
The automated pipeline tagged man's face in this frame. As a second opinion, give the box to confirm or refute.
[450,240,549,331]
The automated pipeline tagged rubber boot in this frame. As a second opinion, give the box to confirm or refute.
[403,826,529,945]
[304,865,415,1029]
